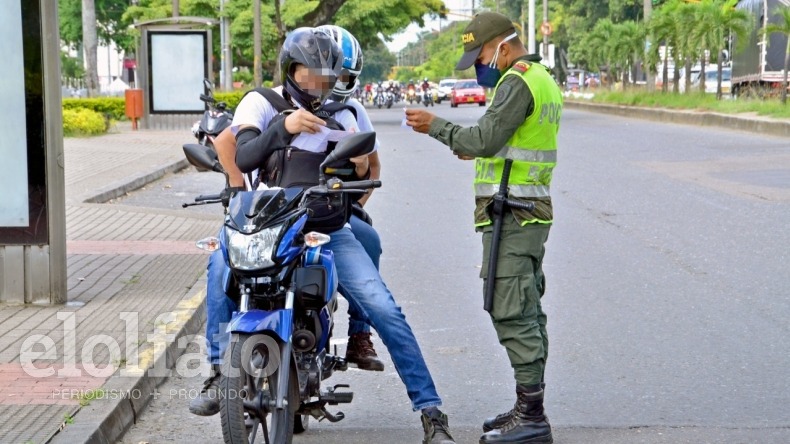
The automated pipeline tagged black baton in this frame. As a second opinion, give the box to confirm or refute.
[483,159,514,313]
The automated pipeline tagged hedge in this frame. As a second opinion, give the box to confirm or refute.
[63,97,126,120]
[63,108,108,137]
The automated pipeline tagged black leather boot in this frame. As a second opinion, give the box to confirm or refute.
[482,382,546,432]
[189,364,221,416]
[479,387,552,444]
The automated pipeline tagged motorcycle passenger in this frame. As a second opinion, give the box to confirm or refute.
[190,27,388,419]
[316,23,386,365]
[234,27,456,443]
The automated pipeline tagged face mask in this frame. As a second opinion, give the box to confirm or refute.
[474,32,518,88]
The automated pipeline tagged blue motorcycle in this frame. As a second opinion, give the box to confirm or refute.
[182,133,380,443]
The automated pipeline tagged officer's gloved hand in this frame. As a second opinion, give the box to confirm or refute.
[221,186,245,207]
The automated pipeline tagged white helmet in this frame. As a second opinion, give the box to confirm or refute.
[316,25,363,102]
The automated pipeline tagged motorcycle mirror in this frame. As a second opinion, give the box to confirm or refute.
[183,143,224,173]
[203,78,213,92]
[321,132,376,167]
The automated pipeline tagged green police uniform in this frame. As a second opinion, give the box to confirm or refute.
[428,57,562,386]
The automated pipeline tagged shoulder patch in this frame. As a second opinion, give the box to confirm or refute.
[512,61,531,73]
[492,83,511,107]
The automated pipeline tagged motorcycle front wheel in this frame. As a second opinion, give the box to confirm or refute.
[220,333,298,444]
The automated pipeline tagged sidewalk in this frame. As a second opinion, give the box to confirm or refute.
[0,122,219,443]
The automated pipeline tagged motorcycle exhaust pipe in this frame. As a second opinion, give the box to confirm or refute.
[293,329,316,352]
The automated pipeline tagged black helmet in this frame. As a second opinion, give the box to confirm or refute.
[279,27,343,111]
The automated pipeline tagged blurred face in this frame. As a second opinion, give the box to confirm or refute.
[476,34,515,70]
[293,64,336,97]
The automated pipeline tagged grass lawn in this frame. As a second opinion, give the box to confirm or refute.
[581,90,790,119]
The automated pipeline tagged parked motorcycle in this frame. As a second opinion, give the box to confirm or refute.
[191,79,233,150]
[182,133,380,444]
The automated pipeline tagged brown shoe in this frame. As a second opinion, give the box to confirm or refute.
[345,332,384,371]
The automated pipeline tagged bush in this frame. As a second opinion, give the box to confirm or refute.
[62,97,126,120]
[63,108,108,137]
[214,91,247,110]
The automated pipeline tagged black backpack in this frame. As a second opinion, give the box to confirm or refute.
[247,88,360,234]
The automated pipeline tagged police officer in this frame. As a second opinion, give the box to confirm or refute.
[405,11,561,444]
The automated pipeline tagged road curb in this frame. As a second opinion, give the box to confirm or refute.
[564,100,790,138]
[49,275,207,444]
[83,158,190,204]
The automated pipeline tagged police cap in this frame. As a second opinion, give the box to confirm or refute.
[456,12,516,71]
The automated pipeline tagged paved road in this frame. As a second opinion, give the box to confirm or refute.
[117,102,790,443]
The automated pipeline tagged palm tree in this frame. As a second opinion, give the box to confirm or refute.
[673,0,700,94]
[611,21,646,89]
[764,5,790,104]
[587,19,617,89]
[693,0,751,99]
[649,3,682,93]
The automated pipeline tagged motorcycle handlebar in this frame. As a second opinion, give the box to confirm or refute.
[195,193,222,202]
[331,180,382,190]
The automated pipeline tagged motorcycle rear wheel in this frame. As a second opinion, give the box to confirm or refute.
[220,333,298,444]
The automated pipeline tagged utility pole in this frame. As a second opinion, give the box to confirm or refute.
[253,0,261,87]
[220,0,233,90]
[644,0,655,91]
[172,0,179,17]
[528,0,536,54]
[542,0,549,61]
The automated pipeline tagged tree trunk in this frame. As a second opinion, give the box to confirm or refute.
[662,49,669,93]
[716,56,723,100]
[644,0,654,92]
[684,58,692,93]
[253,0,261,88]
[699,56,706,94]
[274,0,286,78]
[782,39,789,105]
[82,0,100,97]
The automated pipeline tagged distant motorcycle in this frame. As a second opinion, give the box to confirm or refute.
[374,90,386,109]
[191,79,233,150]
[385,91,394,109]
[422,89,434,107]
[407,88,416,104]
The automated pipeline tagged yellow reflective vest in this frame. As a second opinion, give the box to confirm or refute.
[474,61,562,226]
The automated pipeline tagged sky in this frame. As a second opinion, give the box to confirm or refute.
[382,0,473,53]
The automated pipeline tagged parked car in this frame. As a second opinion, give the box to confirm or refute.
[691,67,732,95]
[450,79,486,107]
[437,78,457,102]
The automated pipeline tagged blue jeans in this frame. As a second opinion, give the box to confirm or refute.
[329,226,442,411]
[345,215,381,335]
[205,249,236,365]
[205,215,379,364]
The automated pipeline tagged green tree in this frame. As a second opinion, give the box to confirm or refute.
[610,21,645,89]
[59,0,135,51]
[763,4,790,104]
[648,2,678,92]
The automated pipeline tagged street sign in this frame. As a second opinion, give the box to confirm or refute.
[540,21,552,36]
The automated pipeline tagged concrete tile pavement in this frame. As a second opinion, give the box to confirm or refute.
[0,122,218,443]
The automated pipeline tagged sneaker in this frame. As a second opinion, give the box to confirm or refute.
[345,332,384,371]
[421,409,456,444]
[189,364,221,416]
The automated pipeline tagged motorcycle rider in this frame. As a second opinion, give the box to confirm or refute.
[421,77,434,106]
[213,27,456,443]
[190,26,387,419]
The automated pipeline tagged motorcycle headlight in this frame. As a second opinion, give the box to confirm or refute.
[226,225,284,271]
